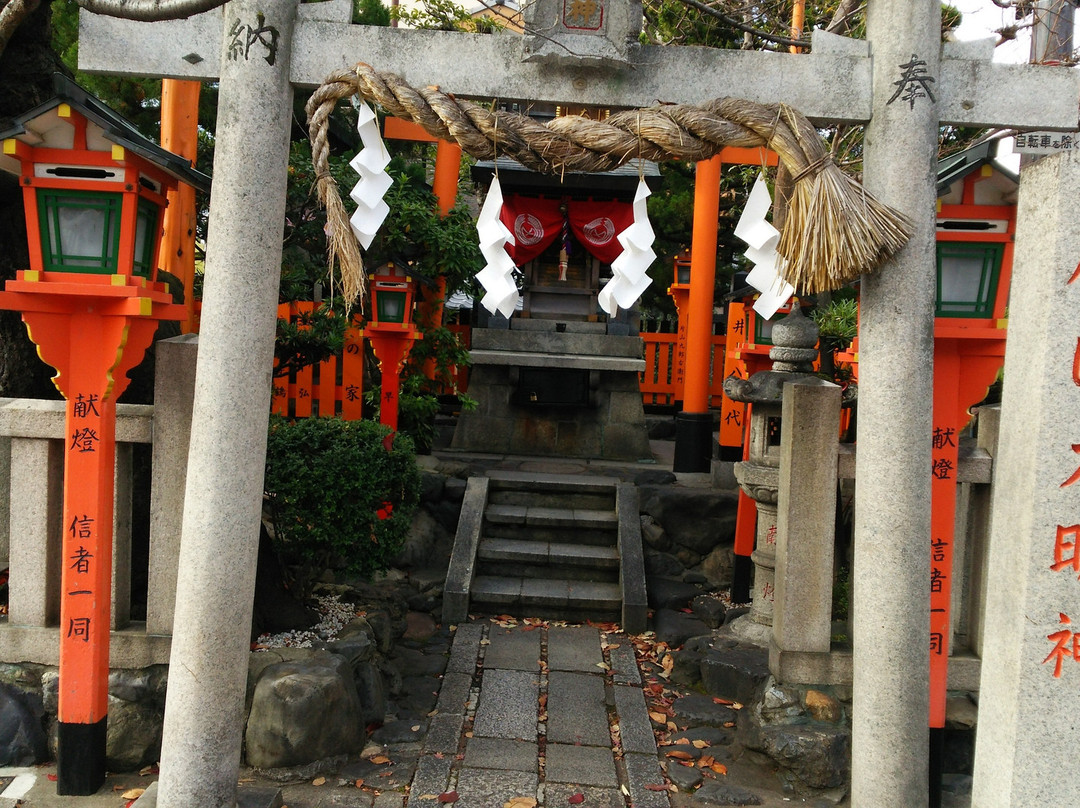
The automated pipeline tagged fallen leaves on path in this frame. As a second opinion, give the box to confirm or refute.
[503,797,537,808]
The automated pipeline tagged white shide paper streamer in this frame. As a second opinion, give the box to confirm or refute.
[474,176,520,319]
[598,178,656,316]
[734,173,794,320]
[348,102,393,250]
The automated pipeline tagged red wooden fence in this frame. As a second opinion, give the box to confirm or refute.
[267,305,725,418]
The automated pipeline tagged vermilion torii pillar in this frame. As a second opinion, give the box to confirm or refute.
[673,154,721,473]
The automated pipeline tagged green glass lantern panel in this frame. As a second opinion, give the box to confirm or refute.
[38,188,121,274]
[132,198,160,279]
[936,242,1003,318]
[376,289,407,323]
[755,313,776,345]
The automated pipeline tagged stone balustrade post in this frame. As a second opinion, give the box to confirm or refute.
[7,435,63,627]
[147,334,198,636]
[770,380,841,683]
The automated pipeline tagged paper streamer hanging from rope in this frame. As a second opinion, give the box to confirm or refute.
[734,173,794,320]
[348,102,392,250]
[598,179,655,316]
[474,176,520,318]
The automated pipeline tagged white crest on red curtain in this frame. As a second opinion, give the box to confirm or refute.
[598,179,655,316]
[347,102,392,250]
[475,177,520,319]
[734,173,793,320]
[513,214,545,246]
[583,217,616,246]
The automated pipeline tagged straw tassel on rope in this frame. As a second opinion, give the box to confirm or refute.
[306,64,912,304]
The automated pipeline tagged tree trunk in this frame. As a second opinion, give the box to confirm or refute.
[0,0,64,399]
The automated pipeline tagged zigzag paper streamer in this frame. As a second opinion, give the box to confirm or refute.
[734,173,794,320]
[475,177,520,319]
[598,179,656,316]
[347,102,392,250]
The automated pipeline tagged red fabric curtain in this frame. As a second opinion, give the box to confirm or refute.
[499,195,563,265]
[567,199,633,264]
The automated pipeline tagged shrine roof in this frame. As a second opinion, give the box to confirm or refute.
[472,157,661,198]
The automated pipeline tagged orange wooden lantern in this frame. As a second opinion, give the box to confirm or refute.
[0,74,208,795]
[667,251,692,404]
[362,263,421,432]
[927,145,1015,737]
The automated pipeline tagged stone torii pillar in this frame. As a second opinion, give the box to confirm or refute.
[854,2,939,804]
[76,2,1080,805]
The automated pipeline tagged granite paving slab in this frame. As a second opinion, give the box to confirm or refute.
[543,783,625,808]
[547,625,603,671]
[434,671,473,715]
[546,670,612,746]
[613,682,658,755]
[444,623,484,674]
[404,756,452,808]
[545,743,619,788]
[609,640,641,685]
[622,751,671,808]
[422,712,465,756]
[484,625,542,670]
[471,669,539,740]
[463,737,538,772]
[454,768,538,808]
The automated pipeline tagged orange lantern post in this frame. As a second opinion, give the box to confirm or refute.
[362,263,421,431]
[668,252,692,404]
[927,153,1015,799]
[0,75,207,795]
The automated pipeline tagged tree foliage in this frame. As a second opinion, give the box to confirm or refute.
[263,415,421,596]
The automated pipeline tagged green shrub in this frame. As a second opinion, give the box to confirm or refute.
[264,416,421,596]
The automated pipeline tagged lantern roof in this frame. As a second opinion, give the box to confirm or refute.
[0,73,210,193]
[936,139,1018,199]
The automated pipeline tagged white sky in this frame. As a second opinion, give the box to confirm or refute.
[952,0,1030,63]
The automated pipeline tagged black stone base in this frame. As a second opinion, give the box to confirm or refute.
[57,717,107,795]
[673,412,713,473]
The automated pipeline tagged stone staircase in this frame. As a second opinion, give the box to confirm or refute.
[443,471,648,633]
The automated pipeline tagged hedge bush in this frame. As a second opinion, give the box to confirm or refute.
[264,416,421,596]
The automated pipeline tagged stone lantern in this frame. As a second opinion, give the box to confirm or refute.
[722,304,831,641]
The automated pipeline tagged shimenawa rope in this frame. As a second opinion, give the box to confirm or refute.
[306,62,912,306]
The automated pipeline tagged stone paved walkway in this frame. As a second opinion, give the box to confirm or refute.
[404,621,669,808]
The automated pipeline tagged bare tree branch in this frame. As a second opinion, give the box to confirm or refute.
[0,0,42,62]
[675,0,811,49]
[72,0,227,22]
[824,0,862,35]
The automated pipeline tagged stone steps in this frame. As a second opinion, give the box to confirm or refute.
[470,575,622,613]
[443,472,647,632]
[477,537,620,582]
[483,503,619,546]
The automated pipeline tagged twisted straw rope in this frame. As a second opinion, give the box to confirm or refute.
[306,63,912,305]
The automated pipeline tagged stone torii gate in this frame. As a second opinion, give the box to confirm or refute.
[76,1,1078,806]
